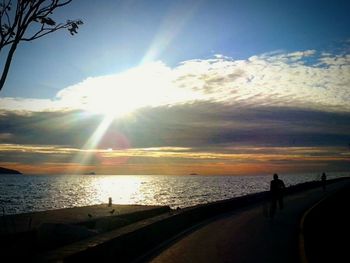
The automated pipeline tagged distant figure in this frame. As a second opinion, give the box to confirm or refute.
[109,209,115,215]
[321,172,327,191]
[270,173,286,218]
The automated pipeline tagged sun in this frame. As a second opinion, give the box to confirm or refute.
[57,62,200,119]
[78,62,173,118]
[84,91,136,118]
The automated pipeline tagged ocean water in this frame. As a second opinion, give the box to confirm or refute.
[0,173,347,215]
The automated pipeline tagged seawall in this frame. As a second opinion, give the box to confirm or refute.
[0,204,171,262]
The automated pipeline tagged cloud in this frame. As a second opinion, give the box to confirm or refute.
[0,133,13,140]
[1,49,349,114]
[1,49,350,174]
[0,97,62,112]
[1,141,349,175]
[317,54,350,67]
[1,141,348,164]
[1,102,350,150]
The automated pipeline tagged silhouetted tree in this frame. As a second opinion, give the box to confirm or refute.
[0,0,83,92]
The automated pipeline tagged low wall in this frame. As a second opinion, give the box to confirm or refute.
[0,206,171,262]
[39,177,348,263]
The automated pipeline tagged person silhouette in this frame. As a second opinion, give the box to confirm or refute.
[321,172,327,191]
[269,173,286,218]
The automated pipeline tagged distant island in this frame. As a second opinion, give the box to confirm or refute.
[0,167,22,175]
[190,173,198,175]
[84,172,96,175]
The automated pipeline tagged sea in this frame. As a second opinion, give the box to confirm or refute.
[0,172,348,215]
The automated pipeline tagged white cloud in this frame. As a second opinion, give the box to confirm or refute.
[317,54,350,67]
[1,50,350,114]
[0,97,62,111]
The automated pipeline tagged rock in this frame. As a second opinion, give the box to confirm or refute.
[0,167,22,174]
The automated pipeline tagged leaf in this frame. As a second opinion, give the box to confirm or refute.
[67,20,82,35]
[68,26,78,35]
[41,17,56,26]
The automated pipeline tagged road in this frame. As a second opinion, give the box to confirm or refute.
[148,180,349,263]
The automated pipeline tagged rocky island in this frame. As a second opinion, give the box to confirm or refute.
[0,166,22,175]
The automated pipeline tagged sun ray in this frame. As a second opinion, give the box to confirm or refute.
[140,1,201,64]
[68,114,114,173]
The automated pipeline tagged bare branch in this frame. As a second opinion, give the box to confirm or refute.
[21,0,45,28]
[0,0,12,21]
[1,0,20,44]
[0,0,82,92]
[0,0,12,35]
[21,21,69,41]
[35,0,72,21]
[4,7,11,26]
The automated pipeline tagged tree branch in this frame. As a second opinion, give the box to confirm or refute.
[2,0,21,44]
[35,0,72,21]
[21,0,45,28]
[21,22,68,41]
[0,0,82,92]
[55,0,72,8]
[0,0,12,39]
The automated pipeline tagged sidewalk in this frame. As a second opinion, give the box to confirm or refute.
[0,204,169,235]
[148,180,350,263]
[0,204,170,262]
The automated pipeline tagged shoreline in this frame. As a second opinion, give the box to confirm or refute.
[2,172,349,215]
[1,177,348,262]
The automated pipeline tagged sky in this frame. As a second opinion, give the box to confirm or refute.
[0,0,349,175]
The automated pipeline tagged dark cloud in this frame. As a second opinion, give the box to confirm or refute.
[0,151,73,165]
[0,110,100,147]
[1,103,350,150]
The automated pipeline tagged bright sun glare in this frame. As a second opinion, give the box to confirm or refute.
[68,63,182,166]
[81,63,173,118]
[58,62,198,119]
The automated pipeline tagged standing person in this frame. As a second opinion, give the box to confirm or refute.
[270,173,286,218]
[321,172,327,191]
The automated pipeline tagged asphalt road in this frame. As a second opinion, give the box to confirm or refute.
[148,180,349,263]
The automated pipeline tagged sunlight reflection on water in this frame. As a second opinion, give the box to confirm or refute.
[0,173,348,214]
